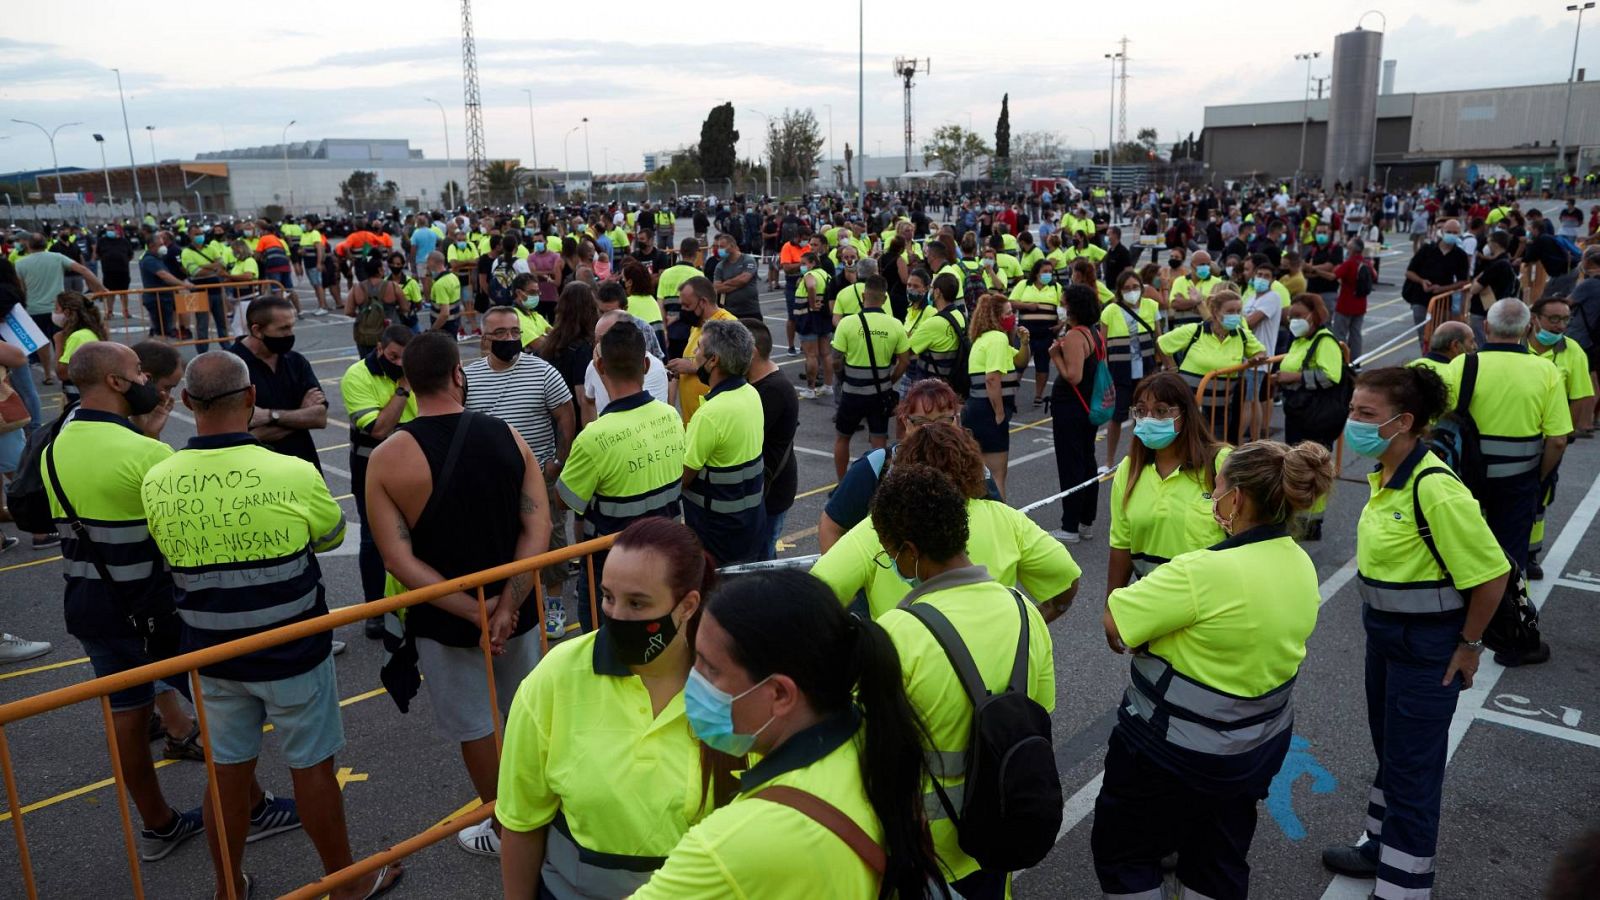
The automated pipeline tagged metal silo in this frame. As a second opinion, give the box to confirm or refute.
[1323,26,1384,188]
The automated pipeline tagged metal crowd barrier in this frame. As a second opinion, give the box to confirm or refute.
[1190,353,1286,445]
[0,533,615,900]
[89,280,291,351]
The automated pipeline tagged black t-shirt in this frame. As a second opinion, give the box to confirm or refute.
[631,246,670,274]
[1306,244,1345,293]
[1402,244,1470,305]
[1527,234,1572,277]
[1474,257,1518,315]
[97,236,133,267]
[751,369,799,515]
[1102,244,1132,288]
[227,341,327,471]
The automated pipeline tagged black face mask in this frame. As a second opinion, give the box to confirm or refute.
[678,307,701,327]
[602,605,680,666]
[490,339,522,362]
[377,356,404,381]
[260,333,295,355]
[118,376,162,416]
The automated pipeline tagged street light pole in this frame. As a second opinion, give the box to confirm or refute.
[1558,2,1595,175]
[581,117,592,179]
[112,68,144,217]
[857,0,864,199]
[92,134,113,207]
[1103,52,1121,221]
[564,125,580,198]
[145,126,165,208]
[824,103,835,189]
[281,120,296,210]
[424,97,455,210]
[12,119,82,193]
[747,108,775,198]
[1294,51,1322,193]
[521,88,540,198]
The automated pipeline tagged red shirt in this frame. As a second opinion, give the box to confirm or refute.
[1334,254,1372,316]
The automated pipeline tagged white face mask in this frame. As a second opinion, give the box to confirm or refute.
[1122,289,1142,305]
[1289,318,1312,338]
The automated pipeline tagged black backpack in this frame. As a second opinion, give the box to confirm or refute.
[957,260,987,300]
[1423,353,1488,496]
[935,306,972,399]
[1354,260,1375,298]
[4,405,74,534]
[1280,331,1356,445]
[1410,467,1542,657]
[906,591,1062,872]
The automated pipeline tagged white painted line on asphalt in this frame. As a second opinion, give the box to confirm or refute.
[1319,465,1600,900]
[793,446,834,458]
[1474,709,1600,750]
[1052,771,1106,844]
[1551,577,1600,594]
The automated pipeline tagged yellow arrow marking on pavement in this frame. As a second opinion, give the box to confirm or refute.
[335,767,369,790]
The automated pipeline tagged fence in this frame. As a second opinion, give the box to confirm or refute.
[89,280,291,352]
[1191,341,1354,477]
[0,529,615,900]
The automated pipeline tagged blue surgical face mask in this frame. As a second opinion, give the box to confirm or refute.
[1221,313,1242,331]
[717,248,729,258]
[1251,276,1271,294]
[893,544,921,589]
[1039,272,1054,285]
[1441,232,1461,247]
[533,241,546,252]
[1133,416,1179,449]
[1344,413,1402,458]
[1195,264,1211,279]
[1315,233,1330,245]
[684,668,774,757]
[1536,329,1563,347]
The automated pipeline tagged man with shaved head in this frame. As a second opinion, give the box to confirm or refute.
[1407,320,1476,412]
[142,352,395,899]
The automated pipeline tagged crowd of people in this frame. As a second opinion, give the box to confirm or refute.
[0,174,1597,899]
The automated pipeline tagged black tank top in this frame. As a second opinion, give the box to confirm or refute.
[399,411,534,648]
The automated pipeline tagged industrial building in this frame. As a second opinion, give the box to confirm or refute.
[1203,76,1600,189]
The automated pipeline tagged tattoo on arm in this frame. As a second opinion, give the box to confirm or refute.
[396,518,411,543]
[520,490,540,515]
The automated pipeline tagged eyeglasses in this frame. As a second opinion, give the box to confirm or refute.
[1130,405,1182,420]
[1541,315,1572,325]
[872,549,897,570]
[484,328,521,340]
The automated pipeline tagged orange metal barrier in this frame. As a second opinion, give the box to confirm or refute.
[1189,353,1286,444]
[1420,289,1463,349]
[0,532,614,900]
[89,280,290,351]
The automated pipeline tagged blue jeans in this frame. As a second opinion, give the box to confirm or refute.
[143,294,177,338]
[191,288,229,352]
[7,364,43,439]
[1361,606,1465,900]
[760,508,788,561]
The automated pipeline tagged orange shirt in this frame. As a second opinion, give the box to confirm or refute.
[778,241,808,267]
[336,230,395,256]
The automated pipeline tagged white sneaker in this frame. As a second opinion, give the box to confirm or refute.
[1079,526,1095,541]
[815,384,834,397]
[1096,465,1112,476]
[796,386,816,400]
[0,634,51,664]
[1048,529,1081,544]
[456,818,500,857]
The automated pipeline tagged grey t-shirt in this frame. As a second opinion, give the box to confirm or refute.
[16,252,72,315]
[714,252,761,318]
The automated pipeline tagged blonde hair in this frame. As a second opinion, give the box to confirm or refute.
[1203,288,1242,324]
[57,291,108,341]
[1220,440,1334,524]
[967,292,1009,339]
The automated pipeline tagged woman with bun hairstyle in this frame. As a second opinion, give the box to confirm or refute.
[635,568,949,899]
[1094,439,1334,900]
[498,518,720,898]
[1320,366,1514,900]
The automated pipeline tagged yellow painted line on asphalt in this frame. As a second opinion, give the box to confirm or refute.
[0,657,89,682]
[0,685,391,823]
[0,555,63,575]
[433,797,483,829]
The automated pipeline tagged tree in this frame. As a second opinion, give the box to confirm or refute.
[993,94,1011,181]
[439,180,462,208]
[764,108,825,180]
[1014,130,1066,176]
[922,125,990,178]
[1136,127,1159,159]
[843,144,854,187]
[338,170,397,213]
[482,160,528,205]
[699,103,740,181]
[1170,131,1200,163]
[646,148,703,188]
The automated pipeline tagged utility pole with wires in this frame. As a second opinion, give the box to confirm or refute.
[894,57,929,173]
[459,0,487,206]
[1116,35,1131,146]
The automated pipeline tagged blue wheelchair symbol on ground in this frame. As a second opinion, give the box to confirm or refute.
[1266,735,1336,840]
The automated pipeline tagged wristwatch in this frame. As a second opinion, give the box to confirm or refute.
[269,409,282,424]
[1459,635,1485,653]
[394,385,410,398]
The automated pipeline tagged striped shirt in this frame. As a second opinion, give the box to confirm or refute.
[465,352,573,465]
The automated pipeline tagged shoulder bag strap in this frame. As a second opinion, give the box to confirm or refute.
[754,785,886,876]
[905,600,990,705]
[1004,588,1032,695]
[45,442,115,585]
[1456,352,1478,415]
[416,411,476,527]
[1410,466,1455,578]
[858,312,883,394]
[762,441,794,500]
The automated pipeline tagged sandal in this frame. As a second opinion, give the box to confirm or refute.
[361,864,404,900]
[163,726,205,762]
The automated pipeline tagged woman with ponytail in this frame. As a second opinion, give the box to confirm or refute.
[52,291,108,403]
[635,568,949,900]
[867,463,1058,898]
[498,518,718,899]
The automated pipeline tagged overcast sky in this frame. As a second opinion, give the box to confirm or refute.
[2,1,1596,178]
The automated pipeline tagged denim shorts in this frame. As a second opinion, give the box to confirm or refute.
[80,634,188,712]
[198,655,344,768]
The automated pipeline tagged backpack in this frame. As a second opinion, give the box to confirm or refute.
[906,591,1063,872]
[352,285,389,348]
[1171,323,1206,368]
[1354,260,1375,298]
[1067,326,1117,427]
[1411,467,1543,657]
[935,306,972,399]
[5,405,73,534]
[957,260,987,300]
[1279,331,1355,444]
[1422,353,1488,496]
